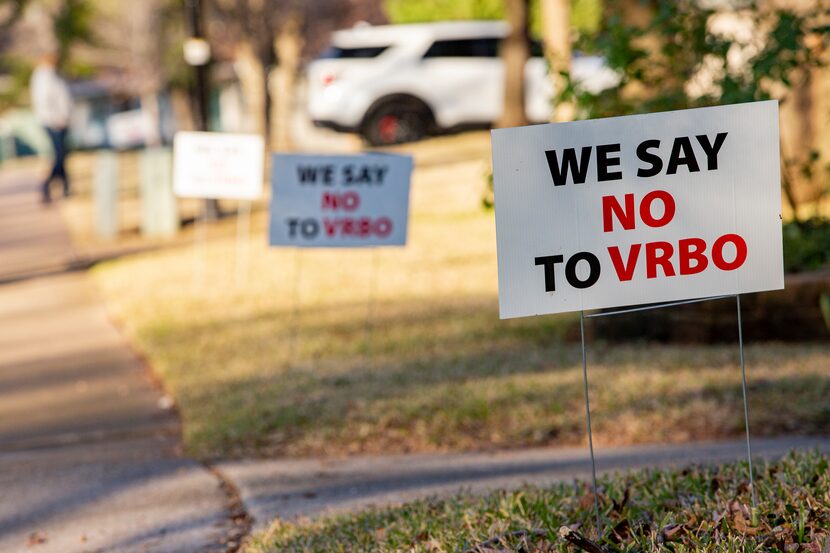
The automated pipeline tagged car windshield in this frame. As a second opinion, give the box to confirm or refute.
[319,45,389,59]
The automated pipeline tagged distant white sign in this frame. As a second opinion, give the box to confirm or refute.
[269,153,412,248]
[492,100,784,319]
[173,131,264,200]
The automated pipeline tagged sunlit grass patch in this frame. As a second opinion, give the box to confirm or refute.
[247,450,830,552]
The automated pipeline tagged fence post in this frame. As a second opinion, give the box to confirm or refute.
[94,151,119,239]
[140,147,179,237]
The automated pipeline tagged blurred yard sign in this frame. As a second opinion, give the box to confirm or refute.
[173,131,264,200]
[269,153,413,247]
[492,100,784,319]
[140,148,179,237]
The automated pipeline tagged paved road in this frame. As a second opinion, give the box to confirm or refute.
[221,436,830,530]
[0,165,233,553]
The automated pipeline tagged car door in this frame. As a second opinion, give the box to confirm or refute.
[416,37,504,128]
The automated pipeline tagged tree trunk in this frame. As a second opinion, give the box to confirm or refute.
[170,88,196,131]
[498,0,530,128]
[541,0,574,122]
[270,14,303,151]
[234,40,267,137]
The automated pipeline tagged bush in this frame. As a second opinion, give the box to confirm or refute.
[783,218,830,273]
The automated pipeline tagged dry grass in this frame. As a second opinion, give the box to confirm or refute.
[76,133,830,460]
[248,450,830,552]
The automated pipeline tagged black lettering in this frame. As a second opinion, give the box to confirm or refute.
[596,143,622,181]
[535,255,564,292]
[565,252,601,289]
[695,132,728,170]
[666,137,700,175]
[374,166,389,184]
[287,218,299,237]
[300,219,319,238]
[297,165,334,184]
[544,147,592,186]
[297,166,318,184]
[636,139,663,177]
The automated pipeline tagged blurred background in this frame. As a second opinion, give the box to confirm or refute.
[1,0,829,477]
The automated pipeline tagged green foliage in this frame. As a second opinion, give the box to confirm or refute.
[384,0,504,23]
[384,0,603,38]
[563,1,830,119]
[53,0,96,73]
[250,450,830,552]
[0,56,32,110]
[783,218,830,273]
[570,0,602,36]
[820,292,830,333]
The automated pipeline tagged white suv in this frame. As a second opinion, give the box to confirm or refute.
[307,20,618,145]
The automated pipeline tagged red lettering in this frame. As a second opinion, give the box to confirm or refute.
[320,217,394,238]
[375,217,392,237]
[645,241,676,278]
[678,237,708,275]
[640,190,676,228]
[321,192,336,211]
[607,244,641,281]
[323,219,336,236]
[712,233,747,271]
[602,194,635,232]
[321,191,360,211]
[342,219,355,235]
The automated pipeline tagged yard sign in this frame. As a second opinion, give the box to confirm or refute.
[173,131,264,200]
[269,153,412,248]
[492,100,784,319]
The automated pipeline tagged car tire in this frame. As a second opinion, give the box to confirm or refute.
[361,97,432,146]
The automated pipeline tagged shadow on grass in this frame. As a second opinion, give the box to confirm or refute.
[130,294,830,459]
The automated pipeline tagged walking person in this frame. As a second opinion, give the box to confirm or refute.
[30,53,73,203]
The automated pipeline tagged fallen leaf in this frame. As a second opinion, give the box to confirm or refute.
[26,532,47,547]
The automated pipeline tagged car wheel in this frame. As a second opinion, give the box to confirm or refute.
[362,101,430,146]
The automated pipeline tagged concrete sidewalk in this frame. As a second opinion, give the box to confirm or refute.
[220,437,830,531]
[0,165,233,553]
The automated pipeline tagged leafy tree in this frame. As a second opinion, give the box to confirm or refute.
[0,0,27,42]
[564,1,830,117]
[53,0,96,73]
[560,0,830,218]
[384,0,601,38]
[207,0,384,146]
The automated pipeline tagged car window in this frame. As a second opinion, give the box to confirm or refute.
[422,38,500,58]
[319,46,389,59]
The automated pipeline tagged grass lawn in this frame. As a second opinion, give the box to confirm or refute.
[245,450,830,552]
[84,133,830,459]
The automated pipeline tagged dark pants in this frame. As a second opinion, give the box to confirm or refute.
[43,127,69,200]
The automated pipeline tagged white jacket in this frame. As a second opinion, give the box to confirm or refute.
[30,65,73,129]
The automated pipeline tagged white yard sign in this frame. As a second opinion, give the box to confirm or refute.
[173,131,264,200]
[269,153,412,248]
[492,100,784,319]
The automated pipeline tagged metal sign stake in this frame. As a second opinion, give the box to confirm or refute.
[579,293,758,536]
[235,201,252,288]
[288,248,304,367]
[364,248,381,364]
[192,206,208,287]
[736,294,758,508]
[579,311,603,538]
